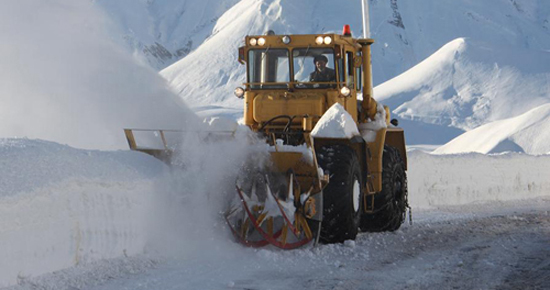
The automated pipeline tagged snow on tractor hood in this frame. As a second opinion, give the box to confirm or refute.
[311,103,360,139]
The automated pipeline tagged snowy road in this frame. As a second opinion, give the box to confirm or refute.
[8,199,549,290]
[90,200,550,290]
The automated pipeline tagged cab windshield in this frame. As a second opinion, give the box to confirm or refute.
[247,47,336,89]
[293,48,336,86]
[248,49,290,89]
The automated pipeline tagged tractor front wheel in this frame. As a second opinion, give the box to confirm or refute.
[317,145,363,243]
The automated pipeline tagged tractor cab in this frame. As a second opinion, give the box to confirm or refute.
[235,27,374,140]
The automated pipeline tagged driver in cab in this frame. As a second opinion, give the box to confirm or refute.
[309,55,336,83]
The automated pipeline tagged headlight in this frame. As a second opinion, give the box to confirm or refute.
[340,86,351,97]
[234,87,245,99]
[315,36,324,45]
[249,38,257,46]
[258,37,266,46]
[282,35,291,44]
[324,36,332,45]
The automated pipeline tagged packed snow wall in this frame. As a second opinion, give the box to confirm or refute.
[0,139,167,287]
[408,151,550,208]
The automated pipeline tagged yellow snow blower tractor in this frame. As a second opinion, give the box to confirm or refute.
[220,24,408,249]
[125,3,408,249]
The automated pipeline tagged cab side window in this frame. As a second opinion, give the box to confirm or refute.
[346,51,354,88]
[356,52,362,91]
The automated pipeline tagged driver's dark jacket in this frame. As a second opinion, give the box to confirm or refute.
[309,68,336,82]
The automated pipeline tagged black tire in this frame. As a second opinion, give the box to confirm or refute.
[360,145,408,232]
[317,145,363,243]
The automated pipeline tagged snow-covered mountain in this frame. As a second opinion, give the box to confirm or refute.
[146,0,550,149]
[93,0,240,70]
[375,38,550,147]
[156,0,549,102]
[433,103,550,155]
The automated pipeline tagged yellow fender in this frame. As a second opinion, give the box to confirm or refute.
[366,128,407,193]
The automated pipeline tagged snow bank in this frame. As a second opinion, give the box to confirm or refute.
[311,103,359,138]
[408,151,550,209]
[0,132,270,288]
[0,139,166,287]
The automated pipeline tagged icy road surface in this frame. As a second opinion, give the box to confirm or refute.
[99,204,550,290]
[7,200,550,290]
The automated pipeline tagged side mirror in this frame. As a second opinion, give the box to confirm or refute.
[238,47,245,65]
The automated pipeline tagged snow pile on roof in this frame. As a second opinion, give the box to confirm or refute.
[311,103,359,139]
[433,103,550,155]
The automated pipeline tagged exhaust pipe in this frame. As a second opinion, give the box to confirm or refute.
[359,0,377,122]
[361,0,371,38]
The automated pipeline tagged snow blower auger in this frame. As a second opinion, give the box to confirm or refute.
[224,138,327,249]
[124,0,409,249]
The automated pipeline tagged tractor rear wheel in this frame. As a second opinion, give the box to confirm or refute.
[317,145,363,243]
[360,145,408,232]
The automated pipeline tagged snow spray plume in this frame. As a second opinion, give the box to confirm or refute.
[146,119,271,258]
[0,0,196,150]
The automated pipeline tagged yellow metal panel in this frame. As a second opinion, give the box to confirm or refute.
[366,128,387,193]
[243,91,256,126]
[365,128,408,193]
[253,93,325,122]
[345,93,358,122]
[385,128,407,170]
[270,151,303,172]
